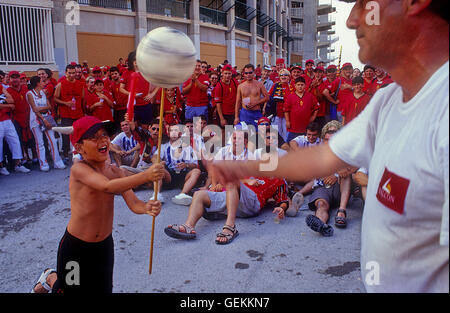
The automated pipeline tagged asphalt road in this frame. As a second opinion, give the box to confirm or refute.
[0,164,366,294]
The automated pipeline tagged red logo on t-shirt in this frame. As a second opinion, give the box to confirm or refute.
[376,167,410,215]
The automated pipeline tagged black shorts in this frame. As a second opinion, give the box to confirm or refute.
[165,167,189,190]
[52,229,114,293]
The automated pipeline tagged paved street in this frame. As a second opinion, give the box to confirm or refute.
[0,165,365,293]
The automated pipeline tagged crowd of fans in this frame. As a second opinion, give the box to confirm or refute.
[0,51,394,240]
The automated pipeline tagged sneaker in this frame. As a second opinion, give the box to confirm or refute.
[40,165,50,172]
[172,193,193,206]
[54,161,66,169]
[15,165,31,173]
[0,167,10,176]
[286,192,304,217]
[150,192,165,203]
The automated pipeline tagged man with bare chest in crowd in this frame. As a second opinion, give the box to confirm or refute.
[234,64,269,129]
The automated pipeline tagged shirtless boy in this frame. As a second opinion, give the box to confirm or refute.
[234,64,269,129]
[31,116,165,293]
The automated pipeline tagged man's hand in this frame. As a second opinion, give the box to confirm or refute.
[145,200,162,217]
[145,162,165,182]
[273,207,285,220]
[210,183,224,192]
[323,175,338,186]
[353,171,368,187]
[220,118,227,127]
[233,117,240,125]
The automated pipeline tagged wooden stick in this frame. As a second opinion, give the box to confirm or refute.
[149,87,165,275]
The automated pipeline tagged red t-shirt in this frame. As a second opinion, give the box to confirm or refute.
[182,74,210,107]
[110,79,128,110]
[7,85,29,128]
[284,92,319,133]
[302,72,315,91]
[86,90,114,121]
[43,81,56,118]
[330,76,353,112]
[155,88,182,124]
[58,79,85,119]
[213,79,238,115]
[363,78,376,97]
[342,93,371,124]
[120,70,150,106]
[244,177,289,209]
[269,82,295,118]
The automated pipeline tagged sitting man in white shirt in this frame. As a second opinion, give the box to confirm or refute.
[289,122,321,151]
[110,120,140,167]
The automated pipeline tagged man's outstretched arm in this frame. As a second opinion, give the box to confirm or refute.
[209,143,350,185]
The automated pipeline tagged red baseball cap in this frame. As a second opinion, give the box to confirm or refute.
[305,59,315,65]
[314,66,325,72]
[222,64,232,72]
[342,62,353,69]
[9,71,20,77]
[70,62,77,66]
[92,66,102,72]
[276,58,285,65]
[20,73,27,79]
[257,117,271,125]
[327,65,337,71]
[70,116,116,146]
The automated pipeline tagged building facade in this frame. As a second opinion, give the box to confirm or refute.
[0,0,336,75]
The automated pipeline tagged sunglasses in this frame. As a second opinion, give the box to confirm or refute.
[259,123,269,126]
[280,74,290,77]
[151,127,159,131]
[244,71,253,75]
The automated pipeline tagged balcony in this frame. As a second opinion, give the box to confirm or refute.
[199,6,227,26]
[146,0,190,19]
[290,7,303,19]
[317,19,335,32]
[235,17,250,33]
[317,35,339,48]
[317,4,336,16]
[78,0,135,11]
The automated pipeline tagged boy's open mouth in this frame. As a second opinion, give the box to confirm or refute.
[99,145,108,153]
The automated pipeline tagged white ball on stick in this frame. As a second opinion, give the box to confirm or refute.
[136,27,197,88]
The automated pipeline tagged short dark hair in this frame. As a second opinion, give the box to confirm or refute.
[295,77,306,84]
[110,66,119,73]
[94,79,104,85]
[65,64,75,72]
[185,118,193,124]
[363,65,375,72]
[352,76,364,85]
[306,122,320,133]
[127,51,136,71]
[150,119,160,126]
[244,64,255,71]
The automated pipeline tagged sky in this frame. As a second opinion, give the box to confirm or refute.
[328,0,365,70]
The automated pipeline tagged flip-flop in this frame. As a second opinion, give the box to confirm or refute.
[305,214,334,237]
[335,209,347,228]
[215,225,239,245]
[164,224,196,240]
[31,268,56,293]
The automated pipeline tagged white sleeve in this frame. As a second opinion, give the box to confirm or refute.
[328,92,382,169]
[111,133,124,146]
[438,124,449,246]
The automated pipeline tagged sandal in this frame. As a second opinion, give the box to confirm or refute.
[31,268,56,293]
[215,225,239,245]
[335,209,347,228]
[305,214,334,237]
[164,224,196,240]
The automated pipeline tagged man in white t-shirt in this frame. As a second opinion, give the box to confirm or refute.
[289,122,322,151]
[110,120,140,167]
[210,1,449,292]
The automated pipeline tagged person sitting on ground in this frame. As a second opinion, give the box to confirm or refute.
[305,125,356,236]
[110,120,140,167]
[289,122,322,151]
[164,177,289,244]
[155,124,200,206]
